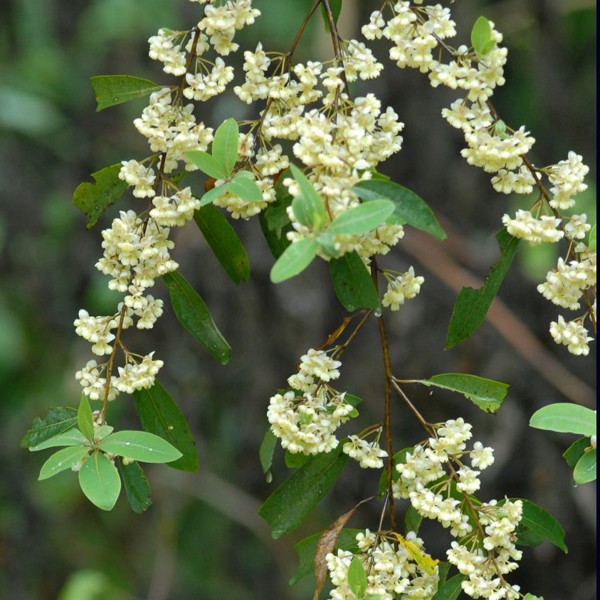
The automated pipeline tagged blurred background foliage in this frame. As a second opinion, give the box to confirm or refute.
[0,1,595,599]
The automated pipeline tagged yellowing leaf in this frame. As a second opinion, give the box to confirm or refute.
[391,532,439,575]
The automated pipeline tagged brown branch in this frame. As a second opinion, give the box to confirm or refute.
[371,259,397,531]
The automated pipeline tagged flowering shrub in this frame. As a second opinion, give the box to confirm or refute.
[22,1,595,599]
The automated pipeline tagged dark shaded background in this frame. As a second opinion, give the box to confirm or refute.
[0,1,596,599]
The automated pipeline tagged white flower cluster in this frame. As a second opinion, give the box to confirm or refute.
[382,267,425,310]
[447,500,523,600]
[230,28,406,252]
[343,435,387,469]
[366,1,595,356]
[501,210,563,245]
[267,349,355,454]
[326,529,438,600]
[390,418,522,598]
[75,0,266,403]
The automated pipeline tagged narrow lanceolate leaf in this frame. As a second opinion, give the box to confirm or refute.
[289,164,327,231]
[30,429,88,451]
[347,556,368,599]
[21,407,78,448]
[133,380,199,472]
[259,428,278,483]
[353,180,446,241]
[185,150,229,180]
[270,237,319,283]
[328,200,395,236]
[258,448,348,538]
[471,16,495,57]
[529,403,596,436]
[120,461,152,513]
[573,449,596,484]
[211,118,239,174]
[100,431,183,463]
[78,452,122,511]
[329,251,380,311]
[445,229,519,349]
[320,0,343,33]
[78,394,95,441]
[228,171,264,201]
[38,446,89,481]
[432,574,466,600]
[290,528,362,586]
[514,499,567,553]
[194,205,250,284]
[417,373,509,413]
[73,163,128,228]
[163,271,231,364]
[90,75,162,111]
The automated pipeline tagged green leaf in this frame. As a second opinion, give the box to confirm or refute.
[432,574,466,600]
[78,452,122,511]
[30,429,89,451]
[228,171,264,201]
[404,505,423,534]
[417,373,509,413]
[316,231,338,258]
[38,446,89,481]
[348,556,368,599]
[588,224,596,252]
[21,407,78,448]
[258,448,348,538]
[471,16,494,58]
[289,164,327,231]
[194,205,250,284]
[353,180,446,241]
[573,449,596,484]
[198,183,230,207]
[285,451,312,469]
[563,436,591,468]
[185,150,229,180]
[445,229,519,348]
[163,271,231,364]
[120,461,152,514]
[320,0,343,33]
[329,251,381,311]
[436,561,451,587]
[523,595,544,600]
[133,379,199,472]
[290,528,361,585]
[270,237,318,283]
[90,75,162,111]
[259,428,278,483]
[328,200,395,236]
[73,164,129,228]
[515,499,567,553]
[100,430,183,463]
[529,403,596,436]
[260,195,293,259]
[212,118,239,174]
[78,395,95,442]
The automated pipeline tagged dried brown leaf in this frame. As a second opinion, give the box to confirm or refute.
[312,497,373,600]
